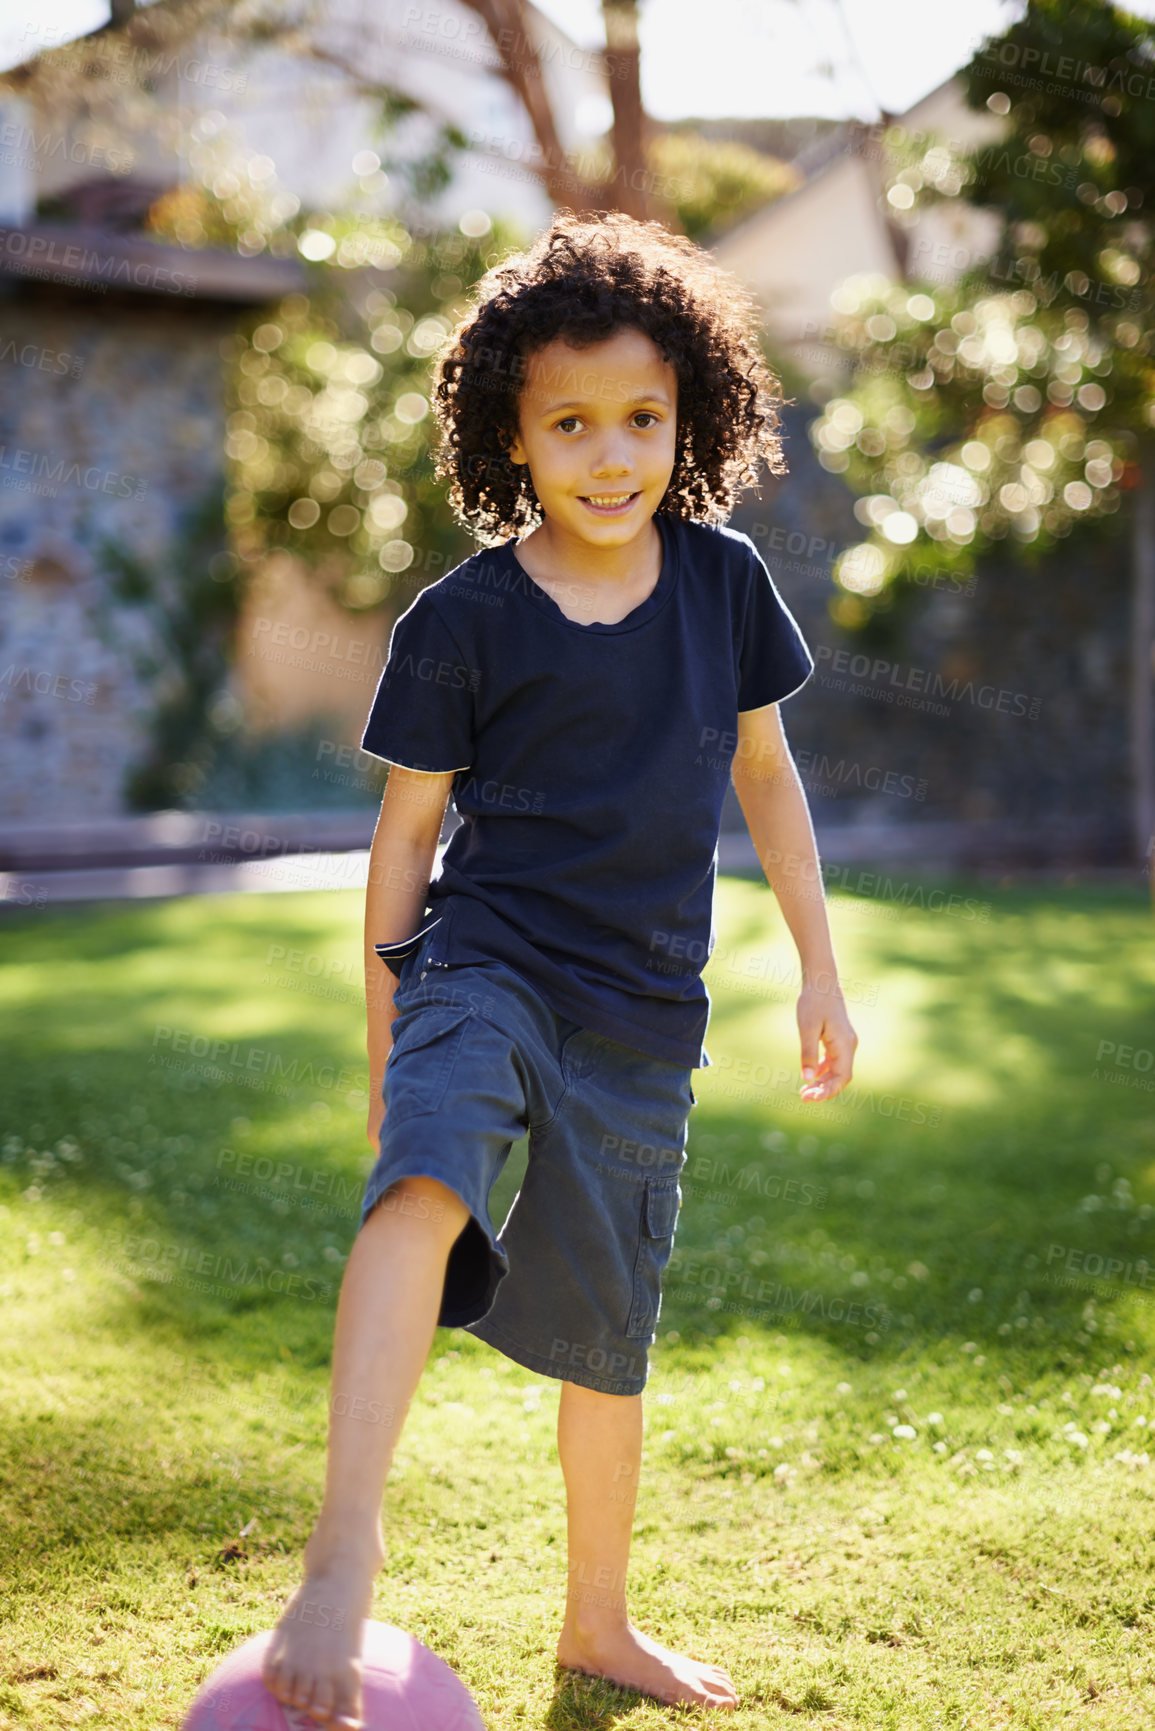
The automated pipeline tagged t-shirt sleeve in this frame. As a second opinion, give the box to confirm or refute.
[361,594,475,771]
[736,543,814,712]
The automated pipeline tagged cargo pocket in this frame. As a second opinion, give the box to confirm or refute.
[626,1176,682,1340]
[383,1004,473,1121]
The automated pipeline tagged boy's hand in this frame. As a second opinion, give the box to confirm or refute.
[796,983,858,1102]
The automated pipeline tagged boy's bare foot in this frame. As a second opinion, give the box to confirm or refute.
[556,1619,739,1710]
[261,1540,384,1729]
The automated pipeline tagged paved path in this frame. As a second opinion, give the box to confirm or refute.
[0,813,1132,907]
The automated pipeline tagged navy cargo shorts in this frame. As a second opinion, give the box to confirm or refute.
[359,925,697,1396]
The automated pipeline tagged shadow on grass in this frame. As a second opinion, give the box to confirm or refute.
[546,1662,656,1730]
[2,884,1154,1421]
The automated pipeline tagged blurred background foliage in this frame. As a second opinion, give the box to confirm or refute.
[142,114,802,622]
[7,0,1151,840]
[122,86,805,807]
[144,136,514,613]
[811,280,1135,621]
[809,0,1153,628]
[582,128,802,240]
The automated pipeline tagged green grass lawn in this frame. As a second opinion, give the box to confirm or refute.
[2,876,1155,1729]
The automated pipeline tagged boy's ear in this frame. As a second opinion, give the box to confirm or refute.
[508,433,527,466]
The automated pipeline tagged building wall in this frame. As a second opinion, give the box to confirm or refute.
[0,289,231,820]
[714,78,1006,374]
[235,550,391,743]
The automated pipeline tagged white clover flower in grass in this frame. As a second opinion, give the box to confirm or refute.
[893,1425,917,1441]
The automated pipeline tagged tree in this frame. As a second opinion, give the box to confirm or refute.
[4,0,669,222]
[809,0,1155,871]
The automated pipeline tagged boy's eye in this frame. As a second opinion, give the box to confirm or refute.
[633,411,659,428]
[555,416,581,432]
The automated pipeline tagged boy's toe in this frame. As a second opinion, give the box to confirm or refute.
[304,1679,335,1723]
[285,1672,314,1712]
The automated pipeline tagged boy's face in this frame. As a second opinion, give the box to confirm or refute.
[508,326,678,549]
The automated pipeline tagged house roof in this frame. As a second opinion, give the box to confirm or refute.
[0,221,305,301]
[711,72,970,256]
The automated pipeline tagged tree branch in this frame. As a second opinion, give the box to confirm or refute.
[459,0,607,211]
[601,0,650,219]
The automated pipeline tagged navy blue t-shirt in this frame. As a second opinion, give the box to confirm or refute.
[361,511,813,1068]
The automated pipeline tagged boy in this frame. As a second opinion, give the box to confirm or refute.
[263,211,858,1728]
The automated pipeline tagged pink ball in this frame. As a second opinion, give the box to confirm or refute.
[181,1619,485,1731]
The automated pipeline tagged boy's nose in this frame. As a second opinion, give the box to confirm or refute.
[588,449,633,479]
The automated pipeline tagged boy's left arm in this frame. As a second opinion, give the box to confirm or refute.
[729,703,858,1103]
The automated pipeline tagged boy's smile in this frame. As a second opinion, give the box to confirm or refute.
[507,327,678,582]
[580,491,640,516]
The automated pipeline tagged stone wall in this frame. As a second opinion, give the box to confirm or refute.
[0,286,231,820]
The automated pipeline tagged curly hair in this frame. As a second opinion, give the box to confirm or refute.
[430,209,787,542]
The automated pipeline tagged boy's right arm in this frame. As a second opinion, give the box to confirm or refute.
[364,764,456,1150]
